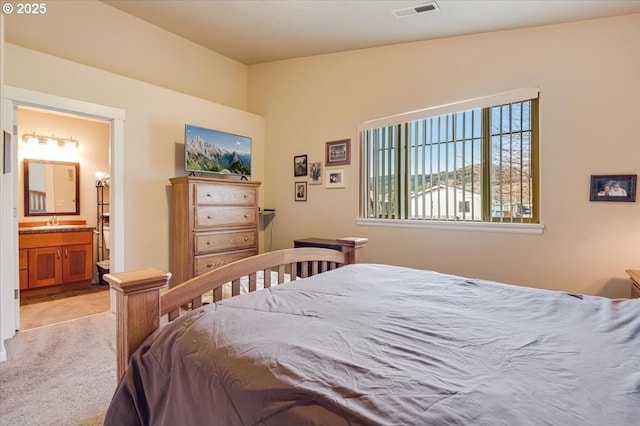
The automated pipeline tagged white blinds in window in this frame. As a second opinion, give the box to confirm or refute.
[359,88,540,131]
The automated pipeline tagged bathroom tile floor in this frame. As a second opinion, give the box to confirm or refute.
[19,284,111,330]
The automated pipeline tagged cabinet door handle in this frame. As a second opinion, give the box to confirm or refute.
[64,248,69,258]
[57,249,61,259]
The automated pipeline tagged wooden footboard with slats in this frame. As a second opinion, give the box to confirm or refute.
[104,237,368,379]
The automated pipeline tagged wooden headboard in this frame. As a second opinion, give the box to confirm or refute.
[105,237,368,379]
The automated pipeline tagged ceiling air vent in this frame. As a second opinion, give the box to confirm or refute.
[392,1,439,18]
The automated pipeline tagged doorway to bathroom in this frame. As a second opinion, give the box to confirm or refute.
[2,86,126,341]
[16,105,112,328]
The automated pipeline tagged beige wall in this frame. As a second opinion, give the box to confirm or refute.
[17,108,110,228]
[4,5,639,298]
[247,14,640,298]
[5,43,266,273]
[3,0,248,110]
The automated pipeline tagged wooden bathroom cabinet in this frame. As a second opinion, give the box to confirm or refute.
[19,228,94,293]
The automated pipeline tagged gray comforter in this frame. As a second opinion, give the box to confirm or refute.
[104,264,640,425]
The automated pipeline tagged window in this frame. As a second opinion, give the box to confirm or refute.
[360,90,539,226]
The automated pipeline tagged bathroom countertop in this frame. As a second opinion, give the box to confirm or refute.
[19,225,96,235]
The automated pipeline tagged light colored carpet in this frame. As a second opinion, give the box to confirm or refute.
[0,312,117,426]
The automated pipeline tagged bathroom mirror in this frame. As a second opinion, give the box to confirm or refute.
[24,159,80,216]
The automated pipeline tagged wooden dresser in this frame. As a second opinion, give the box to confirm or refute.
[170,176,261,287]
[626,270,640,299]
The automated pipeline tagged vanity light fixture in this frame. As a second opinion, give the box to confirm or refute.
[21,132,79,149]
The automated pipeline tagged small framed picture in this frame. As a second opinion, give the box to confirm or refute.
[325,139,350,166]
[326,168,345,189]
[295,181,307,201]
[309,162,323,185]
[589,174,636,202]
[294,154,308,177]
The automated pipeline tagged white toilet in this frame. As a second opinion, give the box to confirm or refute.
[103,224,110,252]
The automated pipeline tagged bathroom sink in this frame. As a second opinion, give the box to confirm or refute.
[27,225,85,230]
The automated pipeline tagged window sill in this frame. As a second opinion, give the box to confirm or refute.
[355,218,545,235]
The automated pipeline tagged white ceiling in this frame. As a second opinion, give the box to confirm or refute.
[103,0,640,65]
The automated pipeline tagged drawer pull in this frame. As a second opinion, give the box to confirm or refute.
[206,242,212,246]
[244,237,249,242]
[243,194,248,198]
[206,264,214,268]
[206,193,211,197]
[207,215,212,220]
[244,214,249,218]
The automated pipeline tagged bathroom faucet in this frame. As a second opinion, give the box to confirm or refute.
[48,215,59,226]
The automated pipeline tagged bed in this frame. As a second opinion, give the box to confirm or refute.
[103,237,640,425]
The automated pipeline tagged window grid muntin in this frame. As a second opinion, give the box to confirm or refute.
[489,100,533,223]
[403,111,482,221]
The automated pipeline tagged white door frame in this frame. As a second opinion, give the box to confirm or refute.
[1,86,125,361]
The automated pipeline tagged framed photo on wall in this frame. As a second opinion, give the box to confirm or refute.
[589,174,636,202]
[295,181,307,201]
[294,154,308,177]
[325,139,350,166]
[309,162,322,185]
[326,168,345,189]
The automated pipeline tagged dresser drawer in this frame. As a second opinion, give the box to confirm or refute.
[194,206,256,228]
[195,230,256,255]
[194,183,256,206]
[195,249,256,275]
